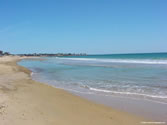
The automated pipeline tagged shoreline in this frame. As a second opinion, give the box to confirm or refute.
[24,57,167,122]
[0,56,156,125]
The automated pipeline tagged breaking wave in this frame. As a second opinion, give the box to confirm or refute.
[58,58,167,64]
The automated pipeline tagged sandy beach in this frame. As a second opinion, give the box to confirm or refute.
[0,56,146,125]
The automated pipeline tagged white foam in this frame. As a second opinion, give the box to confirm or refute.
[57,57,167,64]
[89,87,167,99]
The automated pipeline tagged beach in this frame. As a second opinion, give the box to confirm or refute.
[18,54,167,122]
[0,56,146,125]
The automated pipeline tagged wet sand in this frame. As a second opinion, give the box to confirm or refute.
[73,91,167,122]
[0,56,151,125]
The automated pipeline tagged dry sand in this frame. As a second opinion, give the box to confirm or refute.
[0,56,147,125]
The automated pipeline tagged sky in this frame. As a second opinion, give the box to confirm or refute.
[0,0,167,54]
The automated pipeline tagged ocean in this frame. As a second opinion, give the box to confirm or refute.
[18,53,167,104]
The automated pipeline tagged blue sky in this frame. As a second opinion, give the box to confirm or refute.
[0,0,167,54]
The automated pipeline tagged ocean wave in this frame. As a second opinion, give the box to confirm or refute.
[30,70,167,104]
[89,87,167,99]
[57,57,167,64]
[78,83,167,99]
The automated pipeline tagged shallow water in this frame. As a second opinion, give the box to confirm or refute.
[18,53,167,104]
[18,53,167,122]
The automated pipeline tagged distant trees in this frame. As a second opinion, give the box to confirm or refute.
[0,50,11,56]
[17,53,87,57]
[0,50,3,55]
[0,50,86,57]
[4,52,10,55]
